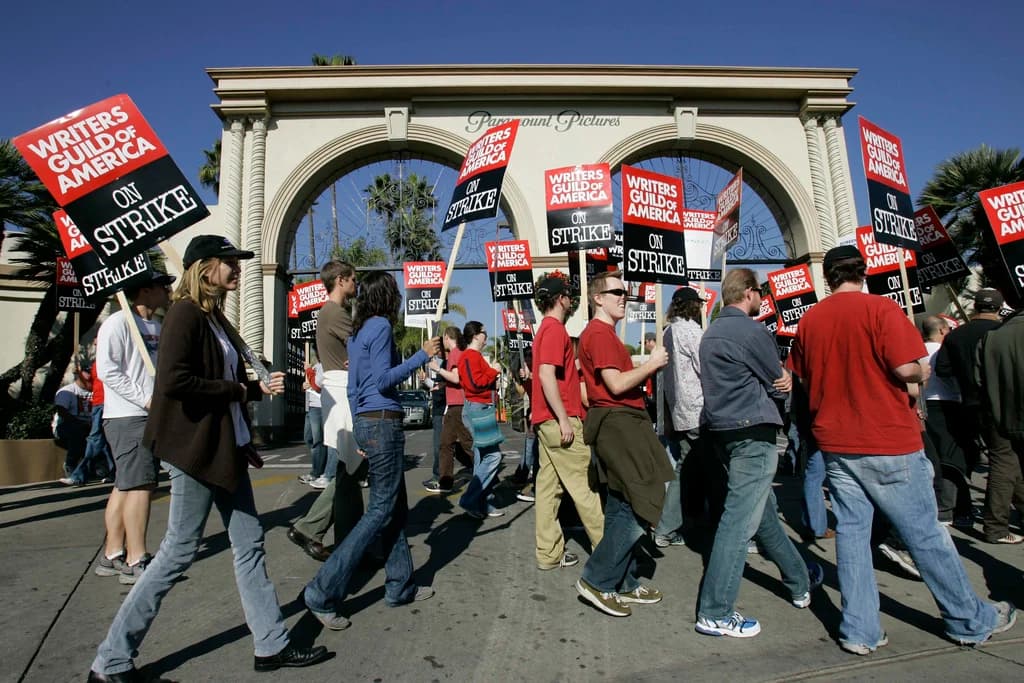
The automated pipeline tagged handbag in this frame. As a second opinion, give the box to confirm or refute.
[466,403,504,448]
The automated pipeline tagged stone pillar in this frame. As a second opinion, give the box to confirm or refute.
[823,114,856,238]
[241,116,267,355]
[802,114,835,253]
[222,118,246,327]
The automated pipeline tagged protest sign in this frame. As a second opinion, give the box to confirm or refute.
[287,290,305,342]
[709,170,742,272]
[544,163,614,252]
[626,282,657,323]
[54,209,154,300]
[858,117,917,252]
[978,181,1024,301]
[608,230,623,265]
[56,257,100,313]
[502,307,534,353]
[767,264,818,335]
[290,279,328,341]
[442,120,520,231]
[683,209,719,281]
[856,225,925,313]
[485,240,534,301]
[756,288,779,335]
[913,206,970,287]
[567,247,615,295]
[621,165,686,285]
[404,261,448,328]
[15,95,209,268]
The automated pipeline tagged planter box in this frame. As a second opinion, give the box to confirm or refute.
[0,439,65,486]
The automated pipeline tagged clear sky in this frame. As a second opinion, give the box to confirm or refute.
[3,0,1021,347]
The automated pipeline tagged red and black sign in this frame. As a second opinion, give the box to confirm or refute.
[621,165,686,285]
[756,287,779,335]
[913,206,970,287]
[710,170,742,270]
[15,95,209,268]
[54,209,153,300]
[626,282,657,323]
[404,261,447,317]
[502,307,534,353]
[443,120,520,230]
[683,209,720,281]
[289,280,328,341]
[567,247,616,296]
[607,231,624,265]
[767,264,818,336]
[56,257,100,313]
[544,163,614,252]
[859,117,918,252]
[856,225,925,313]
[979,181,1024,301]
[485,240,534,301]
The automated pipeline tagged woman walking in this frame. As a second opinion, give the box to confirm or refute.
[88,235,329,682]
[457,321,506,518]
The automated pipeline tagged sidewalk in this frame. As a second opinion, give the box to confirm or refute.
[1,432,1022,682]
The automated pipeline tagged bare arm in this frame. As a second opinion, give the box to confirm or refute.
[598,348,668,396]
[893,358,929,384]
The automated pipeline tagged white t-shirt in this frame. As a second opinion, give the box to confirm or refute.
[54,381,92,423]
[96,309,160,419]
[924,340,961,402]
[208,318,251,447]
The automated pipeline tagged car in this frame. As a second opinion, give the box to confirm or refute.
[398,390,431,428]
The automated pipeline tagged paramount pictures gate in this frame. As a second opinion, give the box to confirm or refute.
[192,64,858,436]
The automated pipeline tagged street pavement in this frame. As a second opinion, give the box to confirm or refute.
[2,425,1023,682]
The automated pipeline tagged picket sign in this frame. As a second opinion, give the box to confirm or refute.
[511,298,527,371]
[896,251,915,323]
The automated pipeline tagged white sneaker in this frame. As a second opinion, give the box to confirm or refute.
[878,543,921,579]
[695,611,761,638]
[298,474,314,485]
[310,476,330,490]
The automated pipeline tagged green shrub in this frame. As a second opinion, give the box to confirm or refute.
[6,402,56,440]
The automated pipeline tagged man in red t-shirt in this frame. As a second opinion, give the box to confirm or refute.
[790,245,1015,653]
[574,270,671,617]
[530,275,604,571]
[427,326,474,493]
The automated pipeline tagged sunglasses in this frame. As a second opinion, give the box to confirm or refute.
[600,288,628,297]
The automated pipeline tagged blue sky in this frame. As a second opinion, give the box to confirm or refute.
[3,0,1021,346]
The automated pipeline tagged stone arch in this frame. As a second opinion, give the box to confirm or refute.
[262,123,530,265]
[598,123,822,257]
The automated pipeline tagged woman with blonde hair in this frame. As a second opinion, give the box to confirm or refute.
[88,235,329,682]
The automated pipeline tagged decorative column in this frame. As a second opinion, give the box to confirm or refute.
[802,114,835,252]
[823,114,856,238]
[222,118,246,327]
[241,116,267,355]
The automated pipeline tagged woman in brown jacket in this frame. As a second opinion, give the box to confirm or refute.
[88,236,329,682]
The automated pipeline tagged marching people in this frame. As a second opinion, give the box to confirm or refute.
[54,366,94,480]
[531,274,605,571]
[426,326,475,494]
[789,245,1016,654]
[298,357,326,487]
[695,268,821,639]
[303,271,439,631]
[574,270,671,617]
[62,359,115,486]
[92,271,173,585]
[456,320,506,518]
[88,235,330,681]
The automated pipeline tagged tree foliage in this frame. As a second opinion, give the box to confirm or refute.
[198,139,221,196]
[365,173,441,263]
[311,53,358,66]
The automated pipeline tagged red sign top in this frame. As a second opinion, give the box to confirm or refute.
[858,117,910,194]
[403,262,446,288]
[292,280,329,313]
[287,291,300,318]
[485,240,532,272]
[767,264,815,300]
[716,170,743,217]
[913,206,953,249]
[502,309,534,334]
[13,94,169,205]
[641,282,657,304]
[621,165,683,232]
[856,225,919,274]
[54,210,93,259]
[979,180,1024,246]
[456,120,520,184]
[756,292,777,322]
[682,209,718,231]
[544,163,612,211]
[56,257,79,287]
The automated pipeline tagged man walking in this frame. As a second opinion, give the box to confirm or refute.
[531,274,604,571]
[790,246,1015,653]
[426,326,474,493]
[695,268,820,638]
[575,270,671,617]
[94,271,173,584]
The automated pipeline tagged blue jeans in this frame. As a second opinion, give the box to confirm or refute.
[92,464,289,674]
[71,406,114,482]
[304,406,326,478]
[698,438,809,620]
[458,401,503,514]
[581,489,645,592]
[802,450,828,537]
[825,450,998,647]
[305,415,416,612]
[522,431,537,474]
[654,429,700,537]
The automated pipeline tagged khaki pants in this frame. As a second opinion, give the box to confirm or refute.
[535,418,604,566]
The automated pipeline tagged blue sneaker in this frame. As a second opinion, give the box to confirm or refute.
[793,561,824,608]
[695,611,761,637]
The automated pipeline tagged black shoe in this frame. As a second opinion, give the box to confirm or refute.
[254,644,331,671]
[87,669,141,682]
[287,526,330,562]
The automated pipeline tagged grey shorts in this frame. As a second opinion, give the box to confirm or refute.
[104,416,158,490]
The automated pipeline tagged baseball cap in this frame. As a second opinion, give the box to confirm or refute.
[144,270,176,287]
[671,287,702,304]
[536,276,570,297]
[974,288,1004,312]
[183,235,255,270]
[822,245,863,270]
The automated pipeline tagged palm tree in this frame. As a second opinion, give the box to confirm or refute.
[0,139,54,252]
[198,140,221,196]
[331,237,387,267]
[918,145,1024,304]
[311,53,358,66]
[365,172,441,263]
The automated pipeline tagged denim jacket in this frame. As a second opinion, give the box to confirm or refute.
[699,306,785,431]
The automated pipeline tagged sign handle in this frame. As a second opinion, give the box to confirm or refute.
[304,342,310,365]
[116,291,156,377]
[897,249,915,322]
[699,282,708,330]
[577,249,589,322]
[72,312,80,366]
[434,222,465,362]
[945,283,969,322]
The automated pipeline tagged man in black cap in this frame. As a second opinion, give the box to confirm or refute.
[790,246,1014,654]
[93,269,175,584]
[935,287,1023,543]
